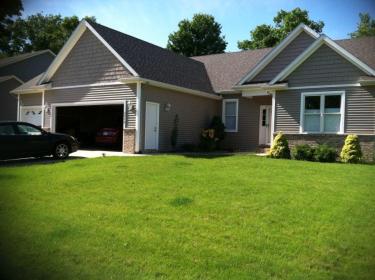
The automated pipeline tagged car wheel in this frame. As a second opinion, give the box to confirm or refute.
[54,143,70,159]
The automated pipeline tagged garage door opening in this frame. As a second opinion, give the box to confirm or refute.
[56,104,123,151]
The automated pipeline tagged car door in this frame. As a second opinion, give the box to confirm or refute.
[14,123,50,158]
[0,123,19,160]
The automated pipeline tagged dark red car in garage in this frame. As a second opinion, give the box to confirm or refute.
[95,128,121,146]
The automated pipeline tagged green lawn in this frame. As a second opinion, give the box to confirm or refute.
[0,155,374,279]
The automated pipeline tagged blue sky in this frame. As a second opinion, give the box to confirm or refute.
[23,0,375,52]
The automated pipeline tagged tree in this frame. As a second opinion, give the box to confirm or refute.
[1,13,96,56]
[0,0,23,57]
[167,13,227,56]
[350,13,375,38]
[238,8,324,50]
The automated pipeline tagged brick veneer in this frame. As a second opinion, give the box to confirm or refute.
[123,129,136,153]
[281,134,375,162]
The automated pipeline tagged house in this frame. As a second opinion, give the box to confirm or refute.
[0,50,55,121]
[12,20,375,161]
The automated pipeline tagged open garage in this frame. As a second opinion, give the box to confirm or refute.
[55,104,124,151]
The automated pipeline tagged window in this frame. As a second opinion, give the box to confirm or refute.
[0,124,16,135]
[16,124,43,135]
[223,99,238,132]
[301,92,344,133]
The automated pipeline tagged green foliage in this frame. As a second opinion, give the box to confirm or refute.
[199,116,226,151]
[1,13,96,56]
[170,114,179,149]
[210,116,225,141]
[238,8,324,50]
[167,13,227,56]
[350,13,375,38]
[314,144,337,162]
[269,132,291,159]
[292,144,315,161]
[340,134,362,163]
[0,0,23,56]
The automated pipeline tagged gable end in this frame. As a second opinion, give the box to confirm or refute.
[51,29,133,87]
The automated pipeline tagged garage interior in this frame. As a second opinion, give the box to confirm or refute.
[56,105,123,151]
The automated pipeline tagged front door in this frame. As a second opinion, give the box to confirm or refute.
[145,102,159,150]
[259,105,272,145]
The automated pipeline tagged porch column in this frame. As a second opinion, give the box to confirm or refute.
[271,92,276,143]
[135,81,142,152]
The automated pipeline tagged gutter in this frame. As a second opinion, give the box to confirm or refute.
[120,77,222,100]
[232,82,288,91]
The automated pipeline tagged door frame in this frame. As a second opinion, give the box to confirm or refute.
[144,101,160,150]
[258,105,272,146]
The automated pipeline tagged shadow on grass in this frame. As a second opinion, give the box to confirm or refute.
[0,156,84,168]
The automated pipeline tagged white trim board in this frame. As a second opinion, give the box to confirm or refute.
[0,75,24,84]
[50,100,126,133]
[40,20,138,84]
[270,36,375,84]
[121,77,221,100]
[237,24,320,85]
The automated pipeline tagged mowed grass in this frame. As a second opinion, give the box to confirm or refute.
[0,155,374,279]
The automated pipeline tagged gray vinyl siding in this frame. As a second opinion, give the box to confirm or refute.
[251,32,314,82]
[285,44,366,87]
[20,93,42,106]
[51,29,133,87]
[140,84,220,151]
[221,95,272,151]
[0,79,22,121]
[275,86,375,135]
[0,52,54,82]
[43,84,136,129]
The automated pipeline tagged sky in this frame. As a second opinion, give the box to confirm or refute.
[22,0,375,52]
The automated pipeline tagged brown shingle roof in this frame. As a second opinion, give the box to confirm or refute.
[335,36,375,69]
[192,48,271,92]
[90,22,215,94]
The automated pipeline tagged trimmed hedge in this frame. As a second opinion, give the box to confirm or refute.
[314,144,337,162]
[292,144,315,161]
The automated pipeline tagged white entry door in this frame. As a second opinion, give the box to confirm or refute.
[20,106,43,127]
[145,102,159,150]
[259,105,272,145]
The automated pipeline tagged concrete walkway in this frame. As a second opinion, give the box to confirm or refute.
[70,149,145,158]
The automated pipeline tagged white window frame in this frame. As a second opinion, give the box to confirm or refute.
[222,99,239,132]
[300,91,345,134]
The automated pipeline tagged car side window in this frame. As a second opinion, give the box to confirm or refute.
[16,124,43,136]
[0,124,16,135]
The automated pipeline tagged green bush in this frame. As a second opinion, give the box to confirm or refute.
[199,116,225,152]
[170,114,179,150]
[340,134,362,163]
[269,132,291,159]
[292,144,315,161]
[314,144,337,162]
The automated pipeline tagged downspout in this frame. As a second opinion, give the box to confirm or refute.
[17,94,20,121]
[135,81,142,153]
[41,90,45,128]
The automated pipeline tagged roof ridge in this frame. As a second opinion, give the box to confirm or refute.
[191,47,273,59]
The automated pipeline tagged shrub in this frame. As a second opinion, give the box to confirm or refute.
[269,132,291,159]
[313,144,337,162]
[292,144,315,161]
[340,134,362,163]
[199,116,225,151]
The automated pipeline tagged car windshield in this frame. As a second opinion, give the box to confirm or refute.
[0,124,16,135]
[16,124,42,135]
